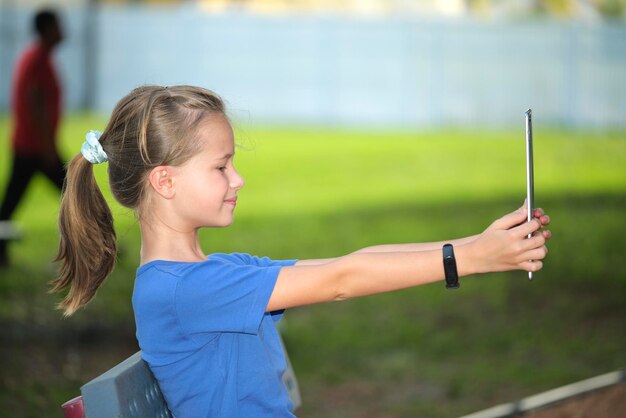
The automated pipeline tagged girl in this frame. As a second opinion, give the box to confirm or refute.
[52,85,551,417]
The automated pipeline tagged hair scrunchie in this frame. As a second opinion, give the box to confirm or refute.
[81,130,108,164]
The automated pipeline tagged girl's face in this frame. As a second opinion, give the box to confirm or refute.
[172,114,244,229]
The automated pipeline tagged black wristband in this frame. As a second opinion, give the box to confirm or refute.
[443,244,460,289]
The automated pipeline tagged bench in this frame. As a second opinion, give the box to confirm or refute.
[62,336,301,417]
[62,351,172,418]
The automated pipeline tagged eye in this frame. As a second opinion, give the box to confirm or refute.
[218,166,227,172]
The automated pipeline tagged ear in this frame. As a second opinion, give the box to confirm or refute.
[147,166,176,199]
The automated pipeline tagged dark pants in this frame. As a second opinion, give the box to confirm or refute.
[0,152,66,263]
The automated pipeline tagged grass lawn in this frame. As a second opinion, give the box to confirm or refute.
[1,114,625,417]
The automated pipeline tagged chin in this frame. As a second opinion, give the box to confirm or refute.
[210,219,235,228]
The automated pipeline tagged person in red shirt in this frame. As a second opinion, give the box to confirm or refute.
[0,9,64,266]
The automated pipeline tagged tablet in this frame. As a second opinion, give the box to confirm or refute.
[525,109,534,280]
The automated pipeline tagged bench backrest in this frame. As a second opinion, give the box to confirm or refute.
[81,351,172,418]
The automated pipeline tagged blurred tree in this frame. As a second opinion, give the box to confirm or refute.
[597,0,626,17]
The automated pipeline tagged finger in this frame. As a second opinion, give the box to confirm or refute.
[532,207,551,225]
[522,246,548,262]
[542,229,552,240]
[492,206,528,230]
[512,218,542,238]
[522,233,546,250]
[519,260,543,272]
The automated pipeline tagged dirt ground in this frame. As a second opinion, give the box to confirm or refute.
[523,384,626,418]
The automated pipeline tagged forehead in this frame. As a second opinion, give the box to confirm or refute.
[196,114,234,155]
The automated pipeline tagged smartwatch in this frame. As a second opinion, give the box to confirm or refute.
[442,244,460,289]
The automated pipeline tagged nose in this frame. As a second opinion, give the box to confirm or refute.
[230,168,245,191]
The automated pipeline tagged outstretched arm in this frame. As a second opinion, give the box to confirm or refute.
[295,208,550,265]
[267,204,551,311]
[292,236,478,266]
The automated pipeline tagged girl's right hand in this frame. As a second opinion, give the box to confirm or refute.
[464,204,551,274]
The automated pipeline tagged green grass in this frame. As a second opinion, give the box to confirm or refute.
[1,114,625,417]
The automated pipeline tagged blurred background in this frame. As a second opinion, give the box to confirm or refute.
[1,0,625,417]
[2,0,626,128]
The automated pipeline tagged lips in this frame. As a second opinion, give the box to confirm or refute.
[224,197,237,206]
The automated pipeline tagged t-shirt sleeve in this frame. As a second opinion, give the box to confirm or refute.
[175,260,286,337]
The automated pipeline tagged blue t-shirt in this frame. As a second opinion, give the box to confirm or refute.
[132,252,298,418]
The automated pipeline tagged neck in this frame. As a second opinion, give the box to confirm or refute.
[139,220,207,265]
[37,39,56,52]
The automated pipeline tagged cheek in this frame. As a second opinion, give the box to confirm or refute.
[213,173,229,188]
[205,173,230,200]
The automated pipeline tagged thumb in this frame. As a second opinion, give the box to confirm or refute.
[490,204,528,230]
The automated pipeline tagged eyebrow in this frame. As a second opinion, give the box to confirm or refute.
[214,153,233,161]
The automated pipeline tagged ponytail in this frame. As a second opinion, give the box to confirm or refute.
[51,154,116,316]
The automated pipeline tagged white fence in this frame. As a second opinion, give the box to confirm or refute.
[1,5,625,128]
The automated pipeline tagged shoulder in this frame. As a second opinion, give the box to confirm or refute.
[135,255,292,300]
[18,44,46,67]
[14,44,47,81]
[209,252,259,265]
[136,253,293,275]
[135,256,263,288]
[136,260,202,279]
[210,252,298,268]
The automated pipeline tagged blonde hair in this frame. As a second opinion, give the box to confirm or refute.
[51,85,225,316]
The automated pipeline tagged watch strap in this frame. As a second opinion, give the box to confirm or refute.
[443,243,460,289]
